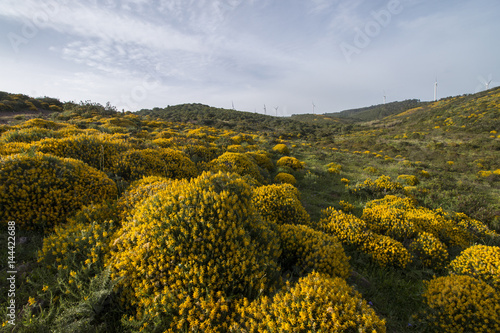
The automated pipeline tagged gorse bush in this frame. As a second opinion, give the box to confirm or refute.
[319,207,371,247]
[417,275,500,333]
[351,175,403,196]
[38,202,118,274]
[246,150,274,171]
[107,171,282,331]
[252,183,311,227]
[0,127,61,143]
[277,224,350,279]
[0,153,117,230]
[276,156,305,170]
[362,233,412,268]
[115,176,172,221]
[272,143,289,155]
[273,172,296,185]
[397,174,419,186]
[449,244,500,290]
[362,196,418,242]
[210,152,265,184]
[327,162,342,174]
[35,133,130,171]
[111,148,196,181]
[234,271,386,332]
[409,232,449,270]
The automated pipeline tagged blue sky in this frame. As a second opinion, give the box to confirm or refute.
[0,0,499,115]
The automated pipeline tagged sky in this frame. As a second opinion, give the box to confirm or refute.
[0,0,499,116]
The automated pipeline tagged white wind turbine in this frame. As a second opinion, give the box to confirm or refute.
[274,106,279,117]
[434,78,438,101]
[383,90,386,104]
[263,104,267,115]
[312,101,316,114]
[475,74,497,93]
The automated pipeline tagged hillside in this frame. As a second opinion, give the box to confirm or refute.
[324,99,424,122]
[0,88,499,332]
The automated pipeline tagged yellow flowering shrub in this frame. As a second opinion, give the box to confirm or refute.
[327,162,342,174]
[0,153,117,230]
[277,224,350,279]
[409,232,449,270]
[362,196,479,249]
[38,202,117,273]
[0,127,60,143]
[319,207,371,247]
[362,197,417,241]
[418,275,500,333]
[0,142,33,156]
[112,148,196,181]
[276,156,305,170]
[234,272,386,332]
[253,184,311,227]
[111,148,167,181]
[18,118,65,130]
[397,174,419,186]
[452,212,499,244]
[107,172,282,329]
[182,144,218,163]
[273,172,296,185]
[361,234,412,268]
[449,245,500,290]
[351,175,403,196]
[35,133,130,171]
[246,150,274,171]
[272,143,289,155]
[209,152,265,184]
[115,176,172,221]
[227,144,245,152]
[157,148,197,179]
[339,200,355,213]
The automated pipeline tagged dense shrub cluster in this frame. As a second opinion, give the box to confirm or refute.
[397,174,419,186]
[273,172,296,185]
[319,208,370,247]
[272,143,289,155]
[409,232,448,270]
[107,172,282,330]
[112,148,196,181]
[35,133,130,171]
[234,272,386,332]
[361,234,412,268]
[350,175,403,196]
[253,183,311,227]
[210,152,265,183]
[276,156,305,170]
[418,275,500,333]
[277,223,350,279]
[0,153,117,230]
[449,244,500,290]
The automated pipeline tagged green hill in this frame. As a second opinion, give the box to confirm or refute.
[324,99,424,122]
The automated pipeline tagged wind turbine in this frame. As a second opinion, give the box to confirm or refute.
[231,101,235,110]
[383,90,386,104]
[434,78,438,101]
[263,104,267,115]
[475,74,496,93]
[485,79,492,90]
[312,101,316,114]
[274,106,279,117]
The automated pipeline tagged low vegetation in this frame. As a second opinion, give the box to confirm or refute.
[1,88,499,332]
